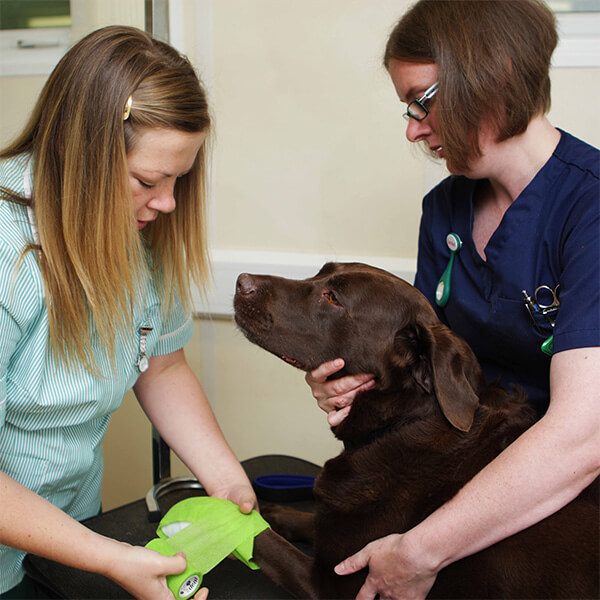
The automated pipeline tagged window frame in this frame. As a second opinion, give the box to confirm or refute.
[0,26,71,76]
[0,4,598,77]
[553,12,600,67]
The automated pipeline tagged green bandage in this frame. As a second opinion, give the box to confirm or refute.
[145,497,270,599]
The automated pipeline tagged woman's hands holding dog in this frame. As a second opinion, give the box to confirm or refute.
[305,359,375,426]
[335,533,438,600]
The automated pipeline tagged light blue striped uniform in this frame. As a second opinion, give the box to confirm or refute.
[0,153,193,592]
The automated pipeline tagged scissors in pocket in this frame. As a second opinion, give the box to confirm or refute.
[521,284,560,356]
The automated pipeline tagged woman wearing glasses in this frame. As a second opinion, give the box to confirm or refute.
[307,1,599,598]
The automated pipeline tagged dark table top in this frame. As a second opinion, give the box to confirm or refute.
[25,455,320,600]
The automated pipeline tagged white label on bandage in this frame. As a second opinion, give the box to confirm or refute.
[179,575,201,598]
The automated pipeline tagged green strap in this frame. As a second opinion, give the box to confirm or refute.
[145,497,270,599]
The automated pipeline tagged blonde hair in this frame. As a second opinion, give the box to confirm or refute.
[384,0,557,172]
[0,26,211,371]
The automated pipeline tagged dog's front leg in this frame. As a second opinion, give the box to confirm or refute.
[261,504,316,544]
[253,528,319,599]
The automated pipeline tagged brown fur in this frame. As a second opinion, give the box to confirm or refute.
[235,263,599,599]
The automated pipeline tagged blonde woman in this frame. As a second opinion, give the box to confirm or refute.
[307,1,599,598]
[0,26,254,599]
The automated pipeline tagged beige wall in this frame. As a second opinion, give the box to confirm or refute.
[1,1,598,510]
[210,0,425,258]
[0,77,45,147]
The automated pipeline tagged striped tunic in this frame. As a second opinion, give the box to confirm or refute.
[0,153,193,592]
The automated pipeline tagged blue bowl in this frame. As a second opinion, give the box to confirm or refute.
[253,473,316,501]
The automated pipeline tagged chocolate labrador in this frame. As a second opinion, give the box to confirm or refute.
[233,262,599,599]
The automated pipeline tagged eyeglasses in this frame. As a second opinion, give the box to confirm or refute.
[403,81,438,121]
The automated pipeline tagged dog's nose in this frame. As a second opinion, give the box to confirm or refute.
[236,273,257,296]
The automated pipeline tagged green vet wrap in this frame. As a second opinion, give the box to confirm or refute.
[145,497,270,599]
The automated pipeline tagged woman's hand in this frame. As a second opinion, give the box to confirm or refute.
[105,542,209,600]
[216,483,258,514]
[305,359,375,426]
[334,534,438,600]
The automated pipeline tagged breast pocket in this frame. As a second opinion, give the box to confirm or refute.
[492,296,553,363]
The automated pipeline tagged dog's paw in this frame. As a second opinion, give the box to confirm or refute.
[261,504,315,543]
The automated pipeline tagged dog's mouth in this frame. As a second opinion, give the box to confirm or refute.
[280,355,306,370]
[235,318,308,371]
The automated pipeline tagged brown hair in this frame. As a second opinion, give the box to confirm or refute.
[384,0,558,172]
[0,25,211,372]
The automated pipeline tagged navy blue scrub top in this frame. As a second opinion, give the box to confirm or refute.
[414,130,599,417]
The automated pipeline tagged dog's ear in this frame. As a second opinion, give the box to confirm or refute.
[391,320,481,431]
[391,324,434,394]
[425,323,480,432]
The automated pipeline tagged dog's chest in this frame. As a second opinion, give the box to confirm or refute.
[316,445,457,518]
[313,427,488,542]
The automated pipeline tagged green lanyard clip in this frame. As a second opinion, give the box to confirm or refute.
[436,233,462,308]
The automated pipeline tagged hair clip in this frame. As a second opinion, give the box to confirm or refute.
[123,95,133,121]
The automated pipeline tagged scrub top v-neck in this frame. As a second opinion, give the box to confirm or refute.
[414,130,599,416]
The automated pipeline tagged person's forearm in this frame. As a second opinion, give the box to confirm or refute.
[134,351,251,496]
[408,411,599,573]
[0,470,124,577]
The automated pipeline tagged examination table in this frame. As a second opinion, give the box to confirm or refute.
[24,455,319,599]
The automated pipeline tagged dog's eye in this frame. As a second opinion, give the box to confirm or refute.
[323,291,342,307]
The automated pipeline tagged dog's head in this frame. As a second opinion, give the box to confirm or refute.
[234,262,483,432]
